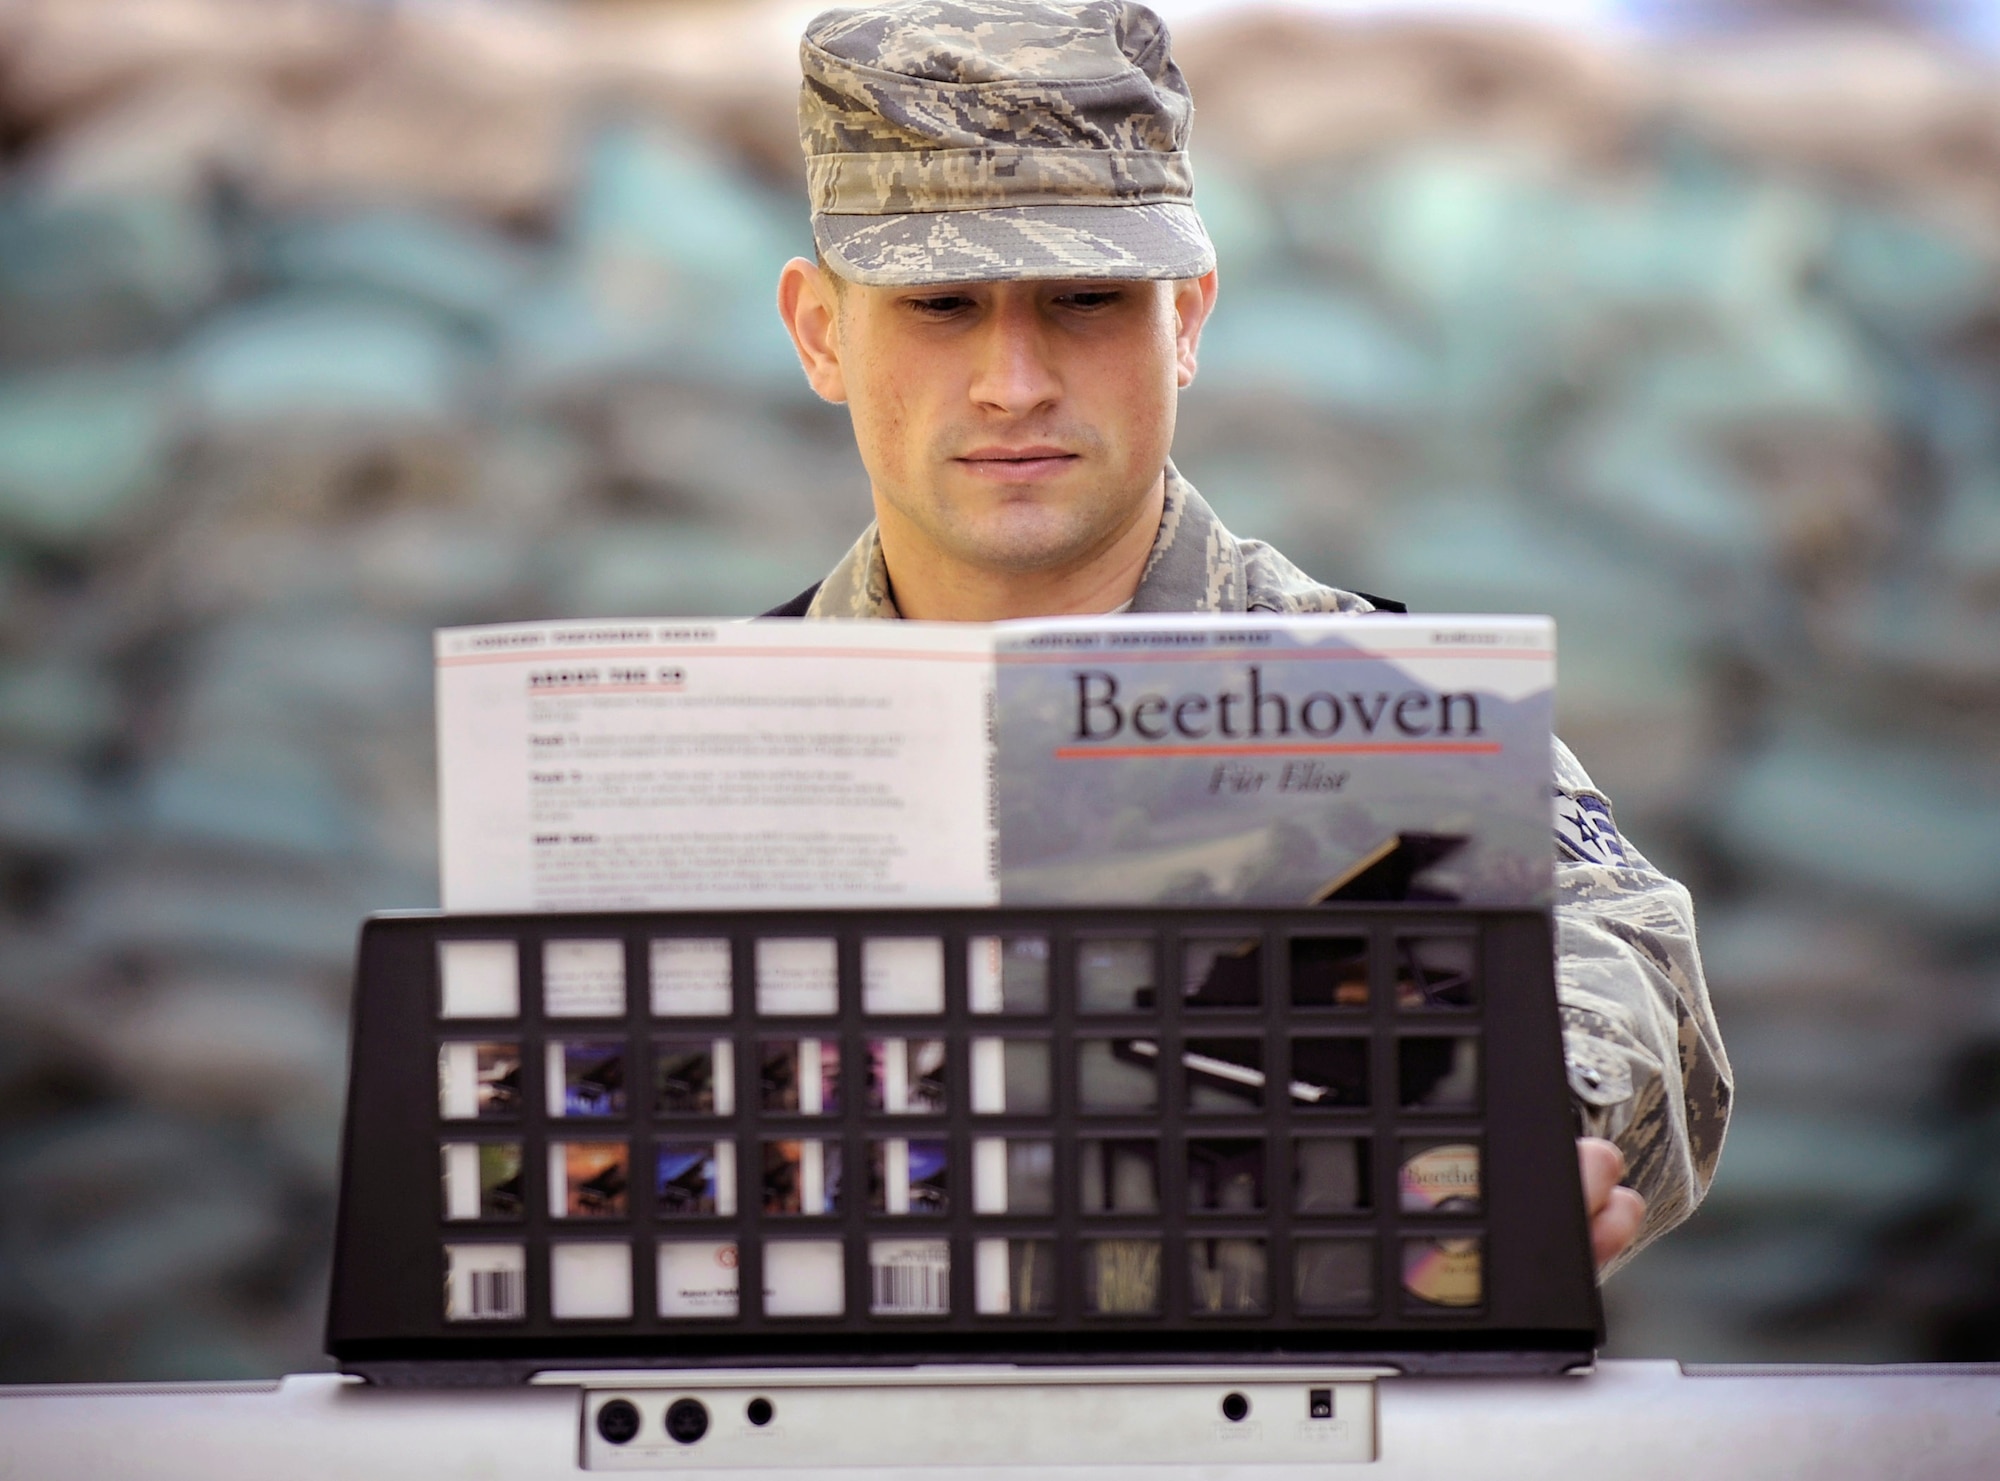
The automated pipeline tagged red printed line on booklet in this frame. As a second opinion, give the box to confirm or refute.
[1054,741,1505,758]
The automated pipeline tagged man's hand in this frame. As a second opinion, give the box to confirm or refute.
[1579,1137,1645,1270]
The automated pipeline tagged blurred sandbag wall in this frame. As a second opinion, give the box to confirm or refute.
[0,0,1994,1378]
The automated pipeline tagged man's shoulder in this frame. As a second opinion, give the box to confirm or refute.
[1137,469,1399,616]
[1238,536,1404,615]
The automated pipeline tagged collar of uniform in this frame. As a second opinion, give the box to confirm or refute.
[801,464,1237,621]
[1129,462,1245,613]
[803,521,900,619]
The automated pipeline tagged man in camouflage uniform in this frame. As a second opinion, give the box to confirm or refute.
[772,0,1729,1272]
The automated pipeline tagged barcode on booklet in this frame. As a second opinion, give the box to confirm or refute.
[869,1239,949,1316]
[468,1269,524,1318]
[445,1244,526,1321]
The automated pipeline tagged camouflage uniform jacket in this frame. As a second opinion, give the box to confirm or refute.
[801,465,1733,1268]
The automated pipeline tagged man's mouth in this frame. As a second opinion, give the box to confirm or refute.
[954,446,1080,481]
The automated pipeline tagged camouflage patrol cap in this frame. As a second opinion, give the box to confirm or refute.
[800,0,1217,286]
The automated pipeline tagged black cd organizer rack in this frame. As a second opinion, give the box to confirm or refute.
[327,906,1602,1384]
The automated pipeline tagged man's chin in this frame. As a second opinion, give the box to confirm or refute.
[938,513,1105,576]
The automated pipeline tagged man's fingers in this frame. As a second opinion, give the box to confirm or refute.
[1592,1186,1646,1268]
[1577,1137,1644,1268]
[1577,1136,1625,1215]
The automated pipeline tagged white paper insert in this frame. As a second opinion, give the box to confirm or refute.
[550,1242,632,1320]
[712,1141,739,1217]
[657,1240,739,1318]
[544,1044,567,1119]
[438,940,518,1019]
[756,938,838,1016]
[968,936,1004,1014]
[764,1241,845,1317]
[710,1039,737,1115]
[441,1143,481,1221]
[651,937,732,1016]
[972,1137,1009,1214]
[970,1038,1006,1113]
[974,1237,1011,1315]
[862,937,945,1014]
[438,1043,480,1119]
[877,1038,910,1113]
[543,939,625,1017]
[881,1138,911,1215]
[796,1040,827,1116]
[795,1139,831,1215]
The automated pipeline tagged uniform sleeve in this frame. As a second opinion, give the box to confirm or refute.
[1550,738,1733,1275]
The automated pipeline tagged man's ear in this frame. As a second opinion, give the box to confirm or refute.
[777,257,849,404]
[1172,268,1219,389]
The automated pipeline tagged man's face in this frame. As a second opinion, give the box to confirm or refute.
[781,268,1218,578]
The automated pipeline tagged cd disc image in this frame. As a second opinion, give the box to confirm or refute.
[1403,1236,1483,1307]
[1398,1142,1482,1213]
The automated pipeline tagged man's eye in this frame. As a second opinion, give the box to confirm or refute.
[1058,290,1121,310]
[908,295,974,315]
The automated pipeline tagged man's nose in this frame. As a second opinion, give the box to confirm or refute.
[967,299,1061,416]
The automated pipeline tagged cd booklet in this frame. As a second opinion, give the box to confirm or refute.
[434,614,1555,914]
